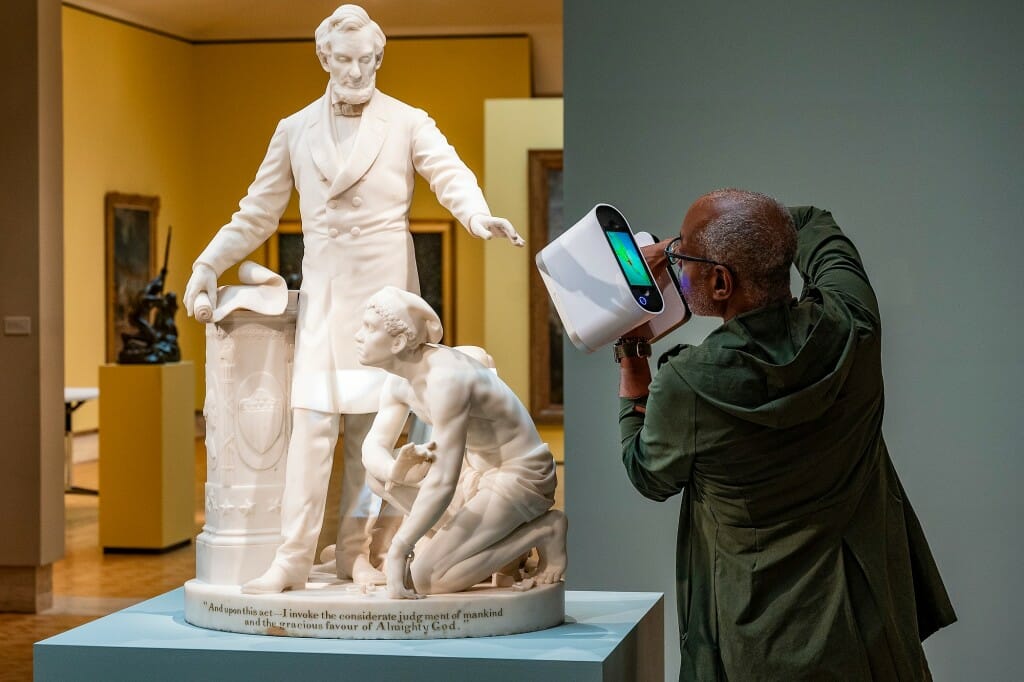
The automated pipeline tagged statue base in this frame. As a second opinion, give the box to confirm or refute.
[183,579,564,639]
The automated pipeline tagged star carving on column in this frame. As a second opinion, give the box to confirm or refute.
[219,501,236,514]
[268,497,282,514]
[238,499,255,516]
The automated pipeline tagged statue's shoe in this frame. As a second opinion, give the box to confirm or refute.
[240,565,306,594]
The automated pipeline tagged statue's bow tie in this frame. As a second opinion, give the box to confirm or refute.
[333,101,365,117]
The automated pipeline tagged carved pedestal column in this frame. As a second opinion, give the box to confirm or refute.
[196,292,298,585]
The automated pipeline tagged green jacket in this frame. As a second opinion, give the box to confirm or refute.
[620,207,956,681]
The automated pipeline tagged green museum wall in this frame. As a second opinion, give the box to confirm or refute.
[564,1,1023,678]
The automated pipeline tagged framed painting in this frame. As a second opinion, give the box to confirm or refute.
[104,193,159,363]
[264,220,304,291]
[528,149,565,424]
[267,219,455,343]
[410,220,455,344]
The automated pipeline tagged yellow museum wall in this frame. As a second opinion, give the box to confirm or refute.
[483,99,564,461]
[63,4,531,423]
[186,40,327,408]
[63,7,196,431]
[189,37,531,406]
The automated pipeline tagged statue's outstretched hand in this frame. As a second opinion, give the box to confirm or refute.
[468,215,525,247]
[183,263,218,318]
[390,441,436,487]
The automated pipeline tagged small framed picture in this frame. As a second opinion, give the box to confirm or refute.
[528,149,565,423]
[410,220,455,343]
[104,193,159,363]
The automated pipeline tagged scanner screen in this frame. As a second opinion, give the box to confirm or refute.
[606,231,653,287]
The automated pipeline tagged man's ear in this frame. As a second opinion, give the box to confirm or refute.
[318,50,331,73]
[374,51,384,71]
[391,334,408,355]
[711,265,733,301]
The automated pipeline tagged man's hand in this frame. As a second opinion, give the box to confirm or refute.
[183,263,218,318]
[468,214,525,247]
[389,441,437,488]
[640,238,673,282]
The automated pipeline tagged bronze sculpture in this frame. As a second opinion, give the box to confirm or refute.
[118,228,181,364]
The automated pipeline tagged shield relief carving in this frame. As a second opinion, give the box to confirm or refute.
[236,373,287,471]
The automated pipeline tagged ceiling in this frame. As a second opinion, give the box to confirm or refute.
[66,0,559,42]
[67,0,563,93]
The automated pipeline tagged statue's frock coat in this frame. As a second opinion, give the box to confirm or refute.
[197,88,490,413]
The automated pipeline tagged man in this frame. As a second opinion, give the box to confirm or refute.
[182,4,522,593]
[355,286,566,598]
[617,189,955,680]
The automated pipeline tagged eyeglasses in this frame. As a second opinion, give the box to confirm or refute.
[663,237,735,278]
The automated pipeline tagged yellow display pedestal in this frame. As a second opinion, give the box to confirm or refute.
[99,362,195,551]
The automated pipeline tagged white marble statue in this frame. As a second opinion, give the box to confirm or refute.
[185,280,567,639]
[182,3,523,594]
[356,286,567,599]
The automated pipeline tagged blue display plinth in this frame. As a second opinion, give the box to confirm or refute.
[35,589,663,681]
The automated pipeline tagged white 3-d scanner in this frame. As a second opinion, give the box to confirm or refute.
[536,204,688,352]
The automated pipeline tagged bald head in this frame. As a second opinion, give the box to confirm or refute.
[683,189,796,308]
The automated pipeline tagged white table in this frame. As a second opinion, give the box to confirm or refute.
[64,387,99,495]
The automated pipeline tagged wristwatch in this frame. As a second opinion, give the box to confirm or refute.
[613,337,652,363]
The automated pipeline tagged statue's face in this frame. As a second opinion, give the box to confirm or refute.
[326,27,379,99]
[355,308,399,367]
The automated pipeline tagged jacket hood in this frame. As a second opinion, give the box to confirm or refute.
[662,289,858,429]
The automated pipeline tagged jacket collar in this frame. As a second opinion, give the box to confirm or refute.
[307,86,389,196]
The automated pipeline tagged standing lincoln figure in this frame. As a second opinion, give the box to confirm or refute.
[183,4,523,594]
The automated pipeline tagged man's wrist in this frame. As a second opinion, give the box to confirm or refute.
[617,338,653,398]
[613,336,652,363]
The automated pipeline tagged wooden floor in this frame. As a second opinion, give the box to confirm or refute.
[0,436,206,682]
[2,433,565,681]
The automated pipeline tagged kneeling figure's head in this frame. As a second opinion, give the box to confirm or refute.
[357,287,443,367]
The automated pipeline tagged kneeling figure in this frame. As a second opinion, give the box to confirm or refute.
[356,286,567,598]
